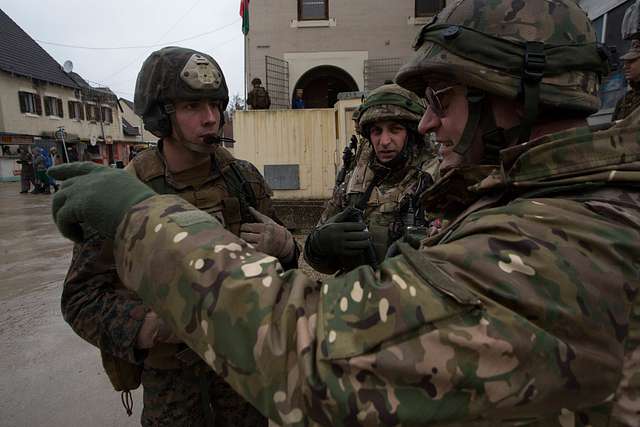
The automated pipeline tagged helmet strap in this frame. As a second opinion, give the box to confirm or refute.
[519,41,546,144]
[455,89,524,165]
[481,124,521,164]
[453,88,486,157]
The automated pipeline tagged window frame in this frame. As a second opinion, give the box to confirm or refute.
[85,103,98,122]
[101,106,113,124]
[415,0,445,18]
[18,91,41,115]
[68,100,84,121]
[297,0,328,21]
[44,96,64,118]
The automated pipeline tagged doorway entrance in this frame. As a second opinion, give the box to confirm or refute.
[293,65,359,108]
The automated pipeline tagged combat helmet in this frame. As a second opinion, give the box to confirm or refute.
[357,83,425,136]
[395,0,610,155]
[134,46,229,138]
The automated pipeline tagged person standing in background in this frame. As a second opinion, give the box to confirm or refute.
[17,147,35,194]
[613,39,640,120]
[246,78,271,110]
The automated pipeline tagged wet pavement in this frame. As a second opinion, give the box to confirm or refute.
[0,182,141,426]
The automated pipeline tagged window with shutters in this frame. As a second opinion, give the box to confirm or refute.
[101,106,113,124]
[68,101,84,121]
[18,91,41,115]
[415,0,445,17]
[298,0,328,20]
[44,96,64,118]
[85,103,98,122]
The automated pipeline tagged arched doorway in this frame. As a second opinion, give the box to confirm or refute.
[293,65,358,108]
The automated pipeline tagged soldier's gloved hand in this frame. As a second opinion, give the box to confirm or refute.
[312,221,371,257]
[136,311,181,349]
[48,162,155,243]
[240,207,295,262]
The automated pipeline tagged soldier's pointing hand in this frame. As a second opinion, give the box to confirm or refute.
[48,162,155,242]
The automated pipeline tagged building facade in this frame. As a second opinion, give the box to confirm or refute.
[119,98,157,145]
[245,0,447,108]
[0,8,149,180]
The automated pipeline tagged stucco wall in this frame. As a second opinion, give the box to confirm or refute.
[233,109,337,199]
[245,0,440,96]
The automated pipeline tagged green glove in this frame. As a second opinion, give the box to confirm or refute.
[48,162,155,242]
[311,212,371,258]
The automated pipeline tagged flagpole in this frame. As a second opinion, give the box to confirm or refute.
[244,33,247,110]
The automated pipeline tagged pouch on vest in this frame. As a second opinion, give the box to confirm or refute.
[100,350,141,416]
[368,222,390,262]
[222,196,243,235]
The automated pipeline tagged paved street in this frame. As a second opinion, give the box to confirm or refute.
[0,182,141,426]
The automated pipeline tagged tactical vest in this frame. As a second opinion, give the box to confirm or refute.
[103,144,263,395]
[344,143,438,260]
[127,145,257,236]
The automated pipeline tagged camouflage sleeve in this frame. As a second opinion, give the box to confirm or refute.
[62,230,147,363]
[114,195,632,425]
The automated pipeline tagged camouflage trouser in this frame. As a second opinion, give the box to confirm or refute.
[140,362,267,427]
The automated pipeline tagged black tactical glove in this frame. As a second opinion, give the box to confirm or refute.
[304,208,373,274]
[314,221,371,258]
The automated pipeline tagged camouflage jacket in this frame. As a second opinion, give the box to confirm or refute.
[113,111,640,426]
[612,83,640,122]
[62,143,295,363]
[305,141,439,273]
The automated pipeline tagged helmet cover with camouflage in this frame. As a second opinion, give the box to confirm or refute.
[396,0,608,114]
[395,0,609,160]
[134,46,229,138]
[357,83,426,136]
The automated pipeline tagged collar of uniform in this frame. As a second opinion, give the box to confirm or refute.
[154,139,236,190]
[502,109,640,187]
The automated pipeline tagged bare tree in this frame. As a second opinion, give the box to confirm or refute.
[226,93,246,120]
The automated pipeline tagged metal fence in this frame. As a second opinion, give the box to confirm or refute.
[265,56,290,110]
[363,57,407,91]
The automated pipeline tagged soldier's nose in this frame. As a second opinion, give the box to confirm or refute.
[202,105,218,125]
[419,109,440,135]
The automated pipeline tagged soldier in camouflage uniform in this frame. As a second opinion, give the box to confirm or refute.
[51,1,640,425]
[61,47,300,426]
[304,84,439,273]
[613,40,640,121]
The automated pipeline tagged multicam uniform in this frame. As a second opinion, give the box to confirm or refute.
[62,142,297,426]
[305,84,439,274]
[53,1,640,425]
[111,103,640,427]
[308,141,437,272]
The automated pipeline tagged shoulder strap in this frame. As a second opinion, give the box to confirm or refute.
[214,156,258,222]
[128,148,177,195]
[131,148,165,182]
